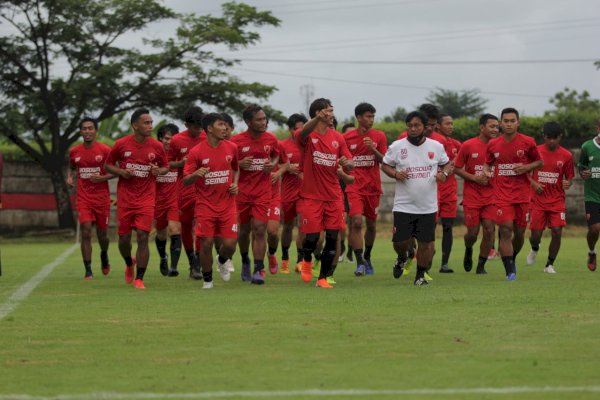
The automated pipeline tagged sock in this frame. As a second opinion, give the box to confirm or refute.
[170,235,182,269]
[364,245,373,260]
[254,259,264,272]
[217,255,227,264]
[328,264,337,278]
[135,267,146,280]
[416,265,427,279]
[241,252,250,264]
[546,257,555,267]
[297,248,304,263]
[441,220,453,266]
[513,250,520,260]
[84,260,92,272]
[100,251,109,268]
[354,249,365,264]
[314,253,321,262]
[465,247,473,259]
[502,256,513,275]
[214,244,221,253]
[155,237,167,258]
[397,252,407,263]
[268,246,277,256]
[202,271,213,282]
[282,246,290,260]
[477,256,487,269]
[319,249,336,279]
[347,244,353,255]
[186,249,196,264]
[340,242,346,255]
[532,244,540,252]
[124,256,133,267]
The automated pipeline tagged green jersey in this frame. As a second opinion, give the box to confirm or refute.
[578,138,600,203]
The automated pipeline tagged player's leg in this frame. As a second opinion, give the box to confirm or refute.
[476,218,495,274]
[250,216,267,284]
[281,219,294,273]
[167,219,182,276]
[585,202,600,271]
[413,212,436,285]
[363,195,379,275]
[133,228,150,288]
[545,226,562,273]
[526,209,544,266]
[440,217,455,273]
[316,229,338,288]
[391,211,414,279]
[216,236,237,282]
[198,236,215,288]
[266,215,280,274]
[80,221,93,279]
[155,224,169,277]
[463,207,481,272]
[93,206,111,276]
[498,221,516,279]
[348,193,366,275]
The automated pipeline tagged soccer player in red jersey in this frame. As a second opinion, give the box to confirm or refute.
[265,143,288,275]
[484,107,543,281]
[67,117,114,279]
[105,109,169,289]
[340,122,356,263]
[154,123,182,277]
[526,121,574,273]
[436,114,462,273]
[455,113,499,274]
[297,98,353,288]
[167,106,206,280]
[231,104,280,284]
[344,103,388,276]
[183,113,239,289]
[279,113,308,274]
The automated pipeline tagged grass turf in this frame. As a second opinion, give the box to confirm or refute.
[0,234,599,399]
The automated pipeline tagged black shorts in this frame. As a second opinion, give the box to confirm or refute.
[393,211,437,243]
[585,202,600,226]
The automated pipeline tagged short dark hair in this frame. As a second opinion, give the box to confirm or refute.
[80,116,98,130]
[221,113,234,128]
[242,104,263,122]
[184,106,204,126]
[543,121,563,138]
[131,108,150,124]
[157,123,180,140]
[202,113,227,132]
[341,123,355,132]
[437,113,452,123]
[479,113,498,126]
[405,111,428,126]
[309,98,332,118]
[354,102,376,117]
[418,103,440,121]
[287,113,308,129]
[501,107,520,120]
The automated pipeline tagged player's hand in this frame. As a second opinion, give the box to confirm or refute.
[194,167,210,178]
[473,174,489,185]
[562,179,572,190]
[315,109,330,123]
[150,163,162,176]
[229,183,239,195]
[298,172,304,180]
[513,163,529,175]
[120,169,133,179]
[436,171,447,183]
[363,137,375,151]
[339,156,351,169]
[239,156,254,170]
[89,174,104,183]
[483,170,493,178]
[271,170,281,183]
[263,159,274,173]
[66,175,74,187]
[395,170,408,182]
[581,169,592,180]
[288,163,300,175]
[531,180,545,194]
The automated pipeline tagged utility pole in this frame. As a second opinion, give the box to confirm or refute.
[299,84,315,116]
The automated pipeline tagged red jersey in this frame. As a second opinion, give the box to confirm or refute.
[296,128,352,202]
[167,129,207,204]
[437,137,461,202]
[230,130,280,203]
[183,140,239,216]
[106,134,168,209]
[155,168,178,211]
[271,145,288,202]
[485,133,541,205]
[279,137,303,203]
[343,128,388,195]
[530,144,574,211]
[454,136,494,208]
[69,142,112,207]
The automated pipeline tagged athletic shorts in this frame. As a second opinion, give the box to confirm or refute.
[237,200,269,224]
[268,196,281,222]
[392,211,436,243]
[529,209,566,230]
[438,200,457,219]
[117,206,154,235]
[195,210,238,239]
[178,195,196,223]
[495,203,529,228]
[77,204,110,230]
[281,199,299,223]
[463,205,496,227]
[585,202,600,226]
[154,207,180,231]
[347,192,380,221]
[298,198,344,234]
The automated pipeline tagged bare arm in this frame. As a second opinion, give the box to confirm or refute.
[183,167,209,186]
[104,163,132,179]
[454,166,489,185]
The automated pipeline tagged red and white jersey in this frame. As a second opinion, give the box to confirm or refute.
[69,142,112,207]
[167,129,207,204]
[343,128,388,195]
[279,137,302,203]
[230,130,280,203]
[454,136,494,208]
[485,133,541,205]
[296,128,352,202]
[530,144,574,212]
[105,134,168,209]
[183,140,239,216]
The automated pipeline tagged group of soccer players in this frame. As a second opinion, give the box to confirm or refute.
[68,99,600,288]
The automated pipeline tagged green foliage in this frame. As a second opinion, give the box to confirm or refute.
[382,106,408,123]
[426,88,488,119]
[548,88,600,113]
[544,88,600,139]
[373,121,406,143]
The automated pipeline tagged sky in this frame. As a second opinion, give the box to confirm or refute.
[155,0,600,122]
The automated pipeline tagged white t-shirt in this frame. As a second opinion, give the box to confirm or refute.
[383,137,449,214]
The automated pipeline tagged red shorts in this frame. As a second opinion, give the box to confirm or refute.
[117,207,154,235]
[298,198,344,234]
[463,205,496,227]
[268,195,282,222]
[195,210,238,239]
[237,200,269,224]
[529,209,566,230]
[77,204,110,230]
[154,208,180,231]
[438,200,458,219]
[178,195,195,223]
[495,203,529,228]
[281,199,299,223]
[347,192,380,221]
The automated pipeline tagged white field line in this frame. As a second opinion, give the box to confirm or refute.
[0,244,78,321]
[1,386,600,400]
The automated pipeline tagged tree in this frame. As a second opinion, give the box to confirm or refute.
[547,87,600,114]
[545,88,600,139]
[425,88,488,119]
[0,0,281,229]
[383,106,408,123]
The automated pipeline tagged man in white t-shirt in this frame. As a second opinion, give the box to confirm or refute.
[382,111,451,285]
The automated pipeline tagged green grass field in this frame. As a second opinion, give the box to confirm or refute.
[1,232,599,400]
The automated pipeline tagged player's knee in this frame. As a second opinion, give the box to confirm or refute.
[303,232,320,251]
[550,227,562,238]
[324,230,338,248]
[350,215,362,229]
[441,218,454,231]
[201,237,214,251]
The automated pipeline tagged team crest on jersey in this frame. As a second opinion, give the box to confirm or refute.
[332,140,339,149]
[516,149,525,158]
[74,157,81,163]
[428,151,434,160]
[148,152,156,161]
[226,155,233,163]
[494,152,499,158]
[497,209,503,217]
[242,146,250,152]
[202,158,210,165]
[124,151,132,157]
[264,145,271,153]
[400,148,408,160]
[472,153,479,158]
[95,155,103,163]
[350,144,357,150]
[557,160,564,168]
[181,148,188,154]
[311,138,319,144]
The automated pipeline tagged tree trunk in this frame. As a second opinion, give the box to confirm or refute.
[47,161,76,230]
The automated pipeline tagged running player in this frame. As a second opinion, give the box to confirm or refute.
[526,121,574,273]
[577,118,600,271]
[231,104,280,284]
[183,113,239,289]
[265,141,288,275]
[343,103,388,276]
[104,109,169,289]
[167,106,206,279]
[454,113,499,274]
[154,123,182,277]
[484,107,542,281]
[296,98,353,288]
[67,117,113,279]
[340,122,356,263]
